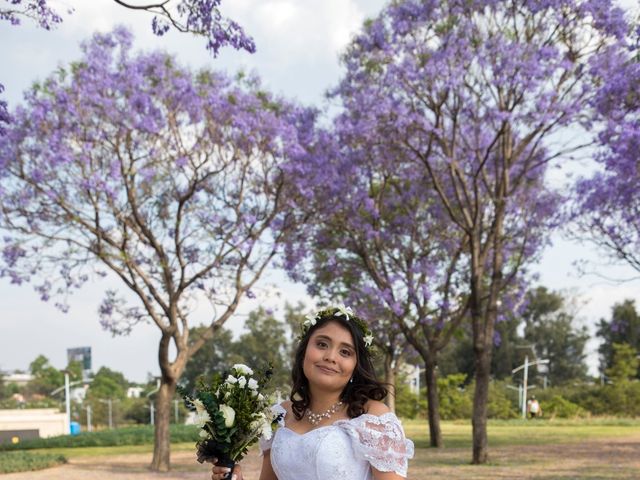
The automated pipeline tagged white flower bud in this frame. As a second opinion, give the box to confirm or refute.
[232,364,254,376]
[219,404,236,428]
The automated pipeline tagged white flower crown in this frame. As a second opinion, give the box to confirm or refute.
[301,304,374,349]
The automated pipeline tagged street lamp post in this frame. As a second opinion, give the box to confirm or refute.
[146,378,161,426]
[512,355,549,418]
[85,404,92,432]
[98,399,116,429]
[64,372,70,434]
[51,375,94,434]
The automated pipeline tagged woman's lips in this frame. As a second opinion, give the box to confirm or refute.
[316,365,338,374]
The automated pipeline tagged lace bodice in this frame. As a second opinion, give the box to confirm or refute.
[259,404,414,480]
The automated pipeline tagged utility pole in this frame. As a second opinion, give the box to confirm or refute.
[98,399,114,429]
[85,404,92,432]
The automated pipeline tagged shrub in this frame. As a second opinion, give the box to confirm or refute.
[394,379,427,419]
[486,380,519,419]
[0,424,199,451]
[541,395,588,418]
[0,451,66,473]
[438,374,472,420]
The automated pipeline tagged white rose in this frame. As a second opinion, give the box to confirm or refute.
[233,364,254,376]
[194,410,211,427]
[258,393,264,401]
[193,399,206,414]
[248,378,259,390]
[219,404,236,428]
[199,429,211,439]
[238,376,247,388]
[226,374,238,384]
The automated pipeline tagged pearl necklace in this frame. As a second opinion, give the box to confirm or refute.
[305,401,344,426]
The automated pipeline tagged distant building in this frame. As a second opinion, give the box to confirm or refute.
[127,386,144,398]
[403,364,422,395]
[0,409,67,444]
[2,372,33,387]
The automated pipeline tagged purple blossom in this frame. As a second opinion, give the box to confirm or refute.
[0,26,309,353]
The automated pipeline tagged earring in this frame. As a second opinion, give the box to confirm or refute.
[349,377,353,383]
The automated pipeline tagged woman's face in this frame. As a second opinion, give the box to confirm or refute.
[303,321,357,392]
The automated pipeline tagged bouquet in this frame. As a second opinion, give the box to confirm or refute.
[180,363,282,478]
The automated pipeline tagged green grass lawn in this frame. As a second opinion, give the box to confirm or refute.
[23,418,640,462]
[404,417,640,449]
[3,419,639,478]
[26,441,196,459]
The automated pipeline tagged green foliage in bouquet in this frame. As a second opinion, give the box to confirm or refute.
[178,363,283,465]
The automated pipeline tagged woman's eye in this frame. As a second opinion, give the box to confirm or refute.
[340,349,352,357]
[317,341,328,348]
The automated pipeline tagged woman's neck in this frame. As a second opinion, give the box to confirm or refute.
[307,387,343,412]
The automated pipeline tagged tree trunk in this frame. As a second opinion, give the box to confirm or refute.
[471,338,491,463]
[150,377,177,471]
[383,351,396,413]
[424,355,443,448]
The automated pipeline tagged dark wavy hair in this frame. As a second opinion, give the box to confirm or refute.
[290,308,387,420]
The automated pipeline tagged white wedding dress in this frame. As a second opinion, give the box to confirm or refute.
[260,404,414,479]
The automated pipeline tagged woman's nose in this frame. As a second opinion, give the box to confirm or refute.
[323,349,337,362]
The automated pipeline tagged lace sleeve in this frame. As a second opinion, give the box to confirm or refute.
[259,403,287,454]
[337,412,414,478]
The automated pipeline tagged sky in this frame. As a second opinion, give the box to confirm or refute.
[1,0,639,384]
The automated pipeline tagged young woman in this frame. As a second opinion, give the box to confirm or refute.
[211,306,414,480]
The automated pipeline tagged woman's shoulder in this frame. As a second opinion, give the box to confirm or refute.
[364,399,391,417]
[270,401,290,424]
[278,400,292,415]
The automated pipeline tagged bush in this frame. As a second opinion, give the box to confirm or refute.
[394,379,427,419]
[438,374,472,420]
[541,395,588,418]
[0,451,66,473]
[486,380,519,419]
[0,424,199,451]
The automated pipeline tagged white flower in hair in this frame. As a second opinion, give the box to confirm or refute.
[363,333,374,348]
[334,304,354,321]
[303,313,318,329]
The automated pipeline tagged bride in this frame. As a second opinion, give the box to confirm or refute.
[211,306,414,480]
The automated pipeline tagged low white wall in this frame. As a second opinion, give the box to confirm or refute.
[0,409,67,438]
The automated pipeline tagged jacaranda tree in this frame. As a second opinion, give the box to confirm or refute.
[330,0,631,463]
[1,0,255,135]
[0,27,309,470]
[574,23,640,275]
[283,133,471,446]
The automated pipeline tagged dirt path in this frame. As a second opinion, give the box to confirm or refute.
[2,436,639,479]
[413,435,640,479]
[0,450,263,480]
